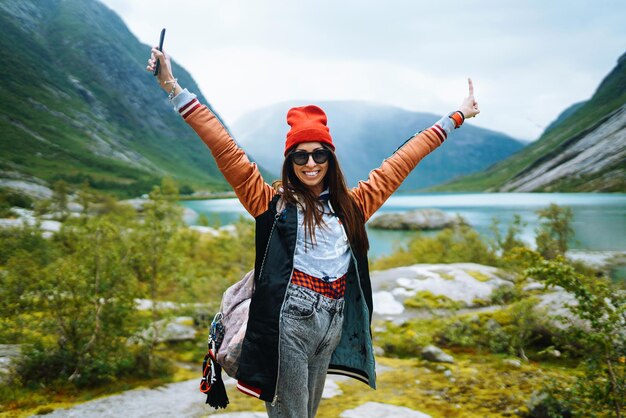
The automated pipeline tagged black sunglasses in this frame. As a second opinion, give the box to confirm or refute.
[290,149,331,166]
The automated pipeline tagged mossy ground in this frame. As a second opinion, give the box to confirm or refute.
[466,270,492,282]
[0,346,591,418]
[317,355,577,418]
[216,354,579,418]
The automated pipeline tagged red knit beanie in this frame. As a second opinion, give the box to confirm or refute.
[284,105,334,156]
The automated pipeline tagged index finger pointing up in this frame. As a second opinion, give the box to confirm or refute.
[468,78,474,97]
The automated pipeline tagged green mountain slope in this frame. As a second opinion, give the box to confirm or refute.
[431,51,626,192]
[0,0,228,197]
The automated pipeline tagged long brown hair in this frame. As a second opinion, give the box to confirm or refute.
[280,144,369,254]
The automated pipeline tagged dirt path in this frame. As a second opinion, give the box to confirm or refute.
[38,379,213,418]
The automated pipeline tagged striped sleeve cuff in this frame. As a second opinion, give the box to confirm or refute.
[170,88,202,119]
[417,115,455,143]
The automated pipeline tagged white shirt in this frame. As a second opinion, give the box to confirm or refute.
[292,191,351,281]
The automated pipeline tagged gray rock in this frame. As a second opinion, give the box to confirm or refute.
[523,281,546,291]
[566,249,626,269]
[549,349,561,358]
[321,378,342,399]
[189,224,238,236]
[421,345,454,363]
[0,208,61,235]
[373,291,405,316]
[371,263,512,323]
[340,402,432,418]
[135,317,197,343]
[526,390,570,418]
[182,207,197,224]
[0,178,52,200]
[503,359,522,368]
[119,198,150,211]
[0,344,22,358]
[534,291,581,329]
[134,299,209,313]
[369,209,461,230]
[0,344,22,383]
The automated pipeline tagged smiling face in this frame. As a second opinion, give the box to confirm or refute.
[291,142,329,195]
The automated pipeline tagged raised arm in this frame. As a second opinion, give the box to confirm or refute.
[351,79,480,221]
[147,47,275,218]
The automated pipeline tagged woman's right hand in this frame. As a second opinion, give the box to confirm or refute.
[146,47,178,94]
[458,78,480,119]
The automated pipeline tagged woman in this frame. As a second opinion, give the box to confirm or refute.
[147,48,479,418]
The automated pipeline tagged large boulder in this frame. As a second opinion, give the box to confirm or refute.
[368,209,462,230]
[371,263,513,321]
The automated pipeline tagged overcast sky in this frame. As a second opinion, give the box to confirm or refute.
[101,0,625,141]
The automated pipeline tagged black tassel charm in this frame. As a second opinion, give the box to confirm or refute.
[199,349,229,409]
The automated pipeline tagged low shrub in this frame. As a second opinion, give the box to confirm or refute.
[404,290,465,310]
[435,298,555,359]
[371,224,498,270]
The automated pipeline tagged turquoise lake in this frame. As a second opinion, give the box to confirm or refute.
[180,193,626,261]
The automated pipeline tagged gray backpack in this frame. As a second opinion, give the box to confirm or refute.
[210,269,255,378]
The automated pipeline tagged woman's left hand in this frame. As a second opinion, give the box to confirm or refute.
[147,47,177,94]
[459,78,480,119]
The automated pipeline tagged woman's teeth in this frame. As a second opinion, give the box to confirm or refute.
[304,171,319,177]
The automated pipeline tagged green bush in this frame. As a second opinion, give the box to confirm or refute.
[535,204,574,260]
[0,188,34,212]
[372,223,498,270]
[0,180,258,392]
[524,386,573,418]
[523,249,625,416]
[489,284,522,305]
[374,320,434,357]
[435,298,552,358]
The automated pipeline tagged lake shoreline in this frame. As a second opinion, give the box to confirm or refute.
[180,192,626,259]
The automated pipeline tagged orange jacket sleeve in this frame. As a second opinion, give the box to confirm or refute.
[350,126,446,222]
[183,101,276,218]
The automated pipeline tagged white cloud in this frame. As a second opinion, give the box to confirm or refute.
[101,0,626,140]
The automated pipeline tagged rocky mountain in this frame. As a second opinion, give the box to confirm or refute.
[231,101,526,190]
[0,0,229,198]
[432,51,626,192]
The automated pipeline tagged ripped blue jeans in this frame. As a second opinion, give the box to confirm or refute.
[265,283,345,418]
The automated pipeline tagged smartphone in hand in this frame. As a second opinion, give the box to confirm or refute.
[153,28,166,76]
